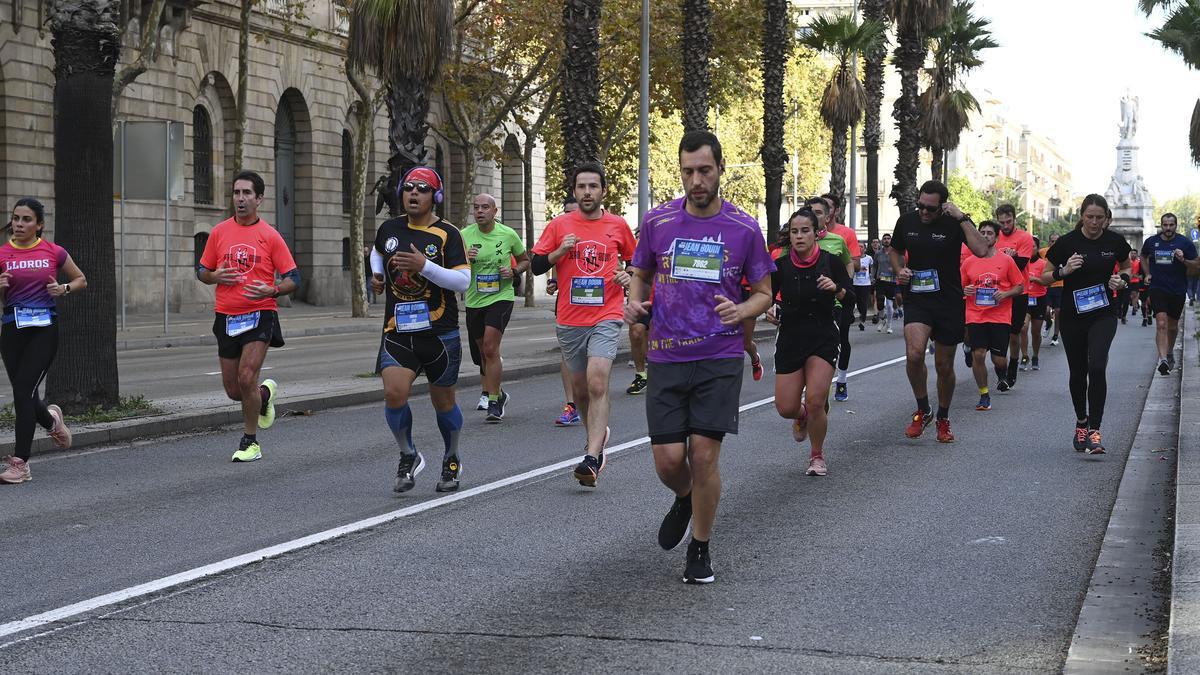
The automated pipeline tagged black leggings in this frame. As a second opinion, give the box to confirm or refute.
[1058,313,1117,429]
[853,286,872,322]
[1,322,57,460]
[837,302,853,370]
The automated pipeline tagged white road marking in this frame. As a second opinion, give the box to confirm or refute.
[204,366,273,376]
[527,337,559,342]
[0,354,906,643]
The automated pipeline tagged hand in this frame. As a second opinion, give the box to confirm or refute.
[964,284,977,296]
[1002,247,1017,258]
[713,294,741,326]
[624,299,651,326]
[211,264,239,286]
[1176,248,1186,261]
[766,304,780,325]
[1063,253,1084,275]
[391,244,428,274]
[243,280,276,300]
[45,276,66,297]
[943,201,964,220]
[816,274,836,292]
[557,233,579,255]
[500,266,514,280]
[1107,274,1125,291]
[371,273,385,295]
[897,267,913,285]
[613,269,631,289]
[466,246,479,261]
[545,278,558,295]
[0,271,11,293]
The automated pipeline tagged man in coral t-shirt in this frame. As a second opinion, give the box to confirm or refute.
[531,162,636,487]
[960,220,1025,411]
[198,170,300,463]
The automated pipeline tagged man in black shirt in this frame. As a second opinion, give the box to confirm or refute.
[888,180,989,443]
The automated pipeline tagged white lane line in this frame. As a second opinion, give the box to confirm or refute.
[526,337,559,342]
[204,366,273,376]
[0,353,906,643]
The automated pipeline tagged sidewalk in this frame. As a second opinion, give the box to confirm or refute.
[1172,308,1200,673]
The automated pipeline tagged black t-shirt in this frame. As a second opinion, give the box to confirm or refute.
[373,216,469,335]
[1045,228,1132,318]
[888,211,968,299]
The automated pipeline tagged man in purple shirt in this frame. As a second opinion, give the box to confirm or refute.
[625,130,774,585]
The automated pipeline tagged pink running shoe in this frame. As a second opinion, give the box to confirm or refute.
[0,455,31,484]
[47,404,72,449]
[805,455,827,477]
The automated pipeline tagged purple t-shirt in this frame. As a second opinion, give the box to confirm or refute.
[0,238,67,313]
[631,198,775,363]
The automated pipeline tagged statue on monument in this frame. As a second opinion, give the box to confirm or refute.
[1106,93,1151,207]
[1119,94,1137,139]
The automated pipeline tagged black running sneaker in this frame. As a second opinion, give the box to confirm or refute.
[436,455,461,492]
[684,540,714,584]
[498,389,510,416]
[394,452,425,493]
[963,343,973,369]
[996,379,1010,393]
[1072,427,1088,452]
[1158,359,1171,376]
[572,454,603,487]
[658,493,693,550]
[626,373,648,395]
[486,399,503,422]
[1031,357,1040,371]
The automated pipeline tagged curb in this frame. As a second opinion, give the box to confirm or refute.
[1171,310,1200,674]
[116,322,380,351]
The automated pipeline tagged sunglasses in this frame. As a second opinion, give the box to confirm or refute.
[916,203,941,213]
[402,181,434,194]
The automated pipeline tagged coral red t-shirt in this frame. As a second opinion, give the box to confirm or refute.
[1026,258,1049,298]
[960,253,1025,325]
[533,209,636,327]
[829,223,862,258]
[199,217,297,315]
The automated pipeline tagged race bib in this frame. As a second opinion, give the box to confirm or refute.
[1072,284,1110,314]
[854,271,871,285]
[670,239,724,283]
[225,311,260,337]
[570,277,605,305]
[1155,248,1175,266]
[1028,295,1037,307]
[911,269,940,293]
[974,287,998,307]
[14,306,51,329]
[476,272,501,295]
[394,301,431,333]
[878,273,895,283]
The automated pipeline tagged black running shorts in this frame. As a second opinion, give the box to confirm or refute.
[903,296,965,346]
[967,322,1009,357]
[213,310,284,359]
[465,300,515,366]
[1027,296,1047,322]
[646,358,743,444]
[1150,288,1185,320]
[379,329,462,387]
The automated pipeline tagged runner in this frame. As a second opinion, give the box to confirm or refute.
[0,198,85,484]
[805,197,854,401]
[1039,193,1132,455]
[875,236,899,334]
[625,130,774,584]
[960,220,1025,411]
[197,171,298,463]
[853,248,874,331]
[531,161,636,488]
[627,299,651,394]
[1117,255,1141,324]
[820,194,862,400]
[1040,232,1063,345]
[1141,212,1199,374]
[770,207,852,476]
[994,204,1035,387]
[888,180,989,442]
[462,193,529,421]
[547,197,582,425]
[1022,238,1049,371]
[370,166,470,493]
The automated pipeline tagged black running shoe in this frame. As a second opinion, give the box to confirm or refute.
[683,540,714,584]
[573,454,603,487]
[996,379,1010,393]
[486,400,503,423]
[1072,427,1088,452]
[658,493,693,550]
[498,389,510,416]
[1158,359,1171,376]
[626,373,648,395]
[436,455,461,492]
[1031,357,1040,371]
[394,452,425,493]
[963,343,973,369]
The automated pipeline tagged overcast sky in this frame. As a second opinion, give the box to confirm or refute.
[968,0,1200,203]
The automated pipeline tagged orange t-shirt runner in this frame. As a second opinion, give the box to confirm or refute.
[1038,246,1063,288]
[1026,257,1049,298]
[533,209,636,327]
[199,217,298,315]
[960,253,1025,325]
[996,228,1035,263]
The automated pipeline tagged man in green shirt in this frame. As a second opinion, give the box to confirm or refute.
[462,193,529,421]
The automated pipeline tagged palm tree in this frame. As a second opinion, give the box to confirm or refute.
[1142,0,1200,163]
[799,14,885,204]
[681,0,713,132]
[860,0,890,241]
[918,0,996,182]
[47,0,122,410]
[888,0,951,214]
[560,0,603,193]
[347,0,454,216]
[761,0,791,235]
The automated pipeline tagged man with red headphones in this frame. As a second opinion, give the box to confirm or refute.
[370,166,471,494]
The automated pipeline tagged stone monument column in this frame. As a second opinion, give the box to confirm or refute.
[1104,93,1155,248]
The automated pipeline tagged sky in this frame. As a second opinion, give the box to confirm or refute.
[968,0,1200,203]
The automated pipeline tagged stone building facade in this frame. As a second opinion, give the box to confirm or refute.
[0,0,546,313]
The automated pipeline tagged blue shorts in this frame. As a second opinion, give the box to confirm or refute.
[379,329,461,387]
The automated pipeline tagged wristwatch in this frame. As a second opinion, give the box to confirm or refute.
[957,214,972,223]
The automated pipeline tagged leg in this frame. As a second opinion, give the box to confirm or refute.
[685,435,722,542]
[1020,316,1030,361]
[631,321,649,373]
[381,366,419,454]
[653,440,692,498]
[560,357,574,403]
[2,325,56,462]
[932,342,957,414]
[803,357,835,457]
[1156,312,1170,360]
[480,325,504,396]
[741,319,760,365]
[227,341,269,436]
[903,322,933,404]
[429,384,462,461]
[583,356,614,456]
[837,304,852,372]
[970,347,989,390]
[1059,318,1091,425]
[1031,319,1043,358]
[1085,316,1118,429]
[1169,316,1181,353]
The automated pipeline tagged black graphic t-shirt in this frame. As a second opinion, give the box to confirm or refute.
[373,216,469,335]
[1045,228,1132,318]
[888,211,969,300]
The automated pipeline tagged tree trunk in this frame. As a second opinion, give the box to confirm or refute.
[861,0,887,241]
[890,26,924,216]
[517,88,559,308]
[378,75,433,218]
[48,1,121,410]
[559,0,602,193]
[232,0,250,175]
[829,123,847,205]
[457,151,477,229]
[930,147,944,184]
[347,68,375,318]
[761,0,790,235]
[680,0,712,133]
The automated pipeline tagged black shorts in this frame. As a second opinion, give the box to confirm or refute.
[1027,296,1047,321]
[646,357,743,444]
[775,324,840,372]
[876,281,897,300]
[903,296,965,346]
[379,329,462,387]
[213,310,284,359]
[1046,287,1063,309]
[465,301,515,366]
[1150,289,1186,320]
[1009,294,1028,334]
[967,322,1009,357]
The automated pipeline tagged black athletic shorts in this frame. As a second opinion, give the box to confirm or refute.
[903,296,965,346]
[1150,288,1186,320]
[876,281,897,300]
[1027,295,1047,321]
[775,324,840,373]
[1009,294,1028,335]
[646,357,743,444]
[466,301,515,366]
[213,310,284,359]
[967,322,1009,357]
[379,329,462,387]
[1046,287,1063,309]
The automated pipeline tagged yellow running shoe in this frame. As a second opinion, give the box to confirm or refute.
[231,441,262,462]
[258,379,278,429]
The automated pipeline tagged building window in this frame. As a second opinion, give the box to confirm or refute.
[193,106,213,205]
[342,129,352,214]
[194,232,209,269]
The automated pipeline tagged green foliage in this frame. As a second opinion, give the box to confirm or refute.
[0,395,157,429]
[1157,193,1200,229]
[946,172,991,221]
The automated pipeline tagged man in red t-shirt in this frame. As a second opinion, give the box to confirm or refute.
[531,162,636,487]
[198,170,300,463]
[993,204,1035,386]
[961,220,1025,411]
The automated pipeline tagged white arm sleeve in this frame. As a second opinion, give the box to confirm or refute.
[420,259,471,292]
[370,248,384,275]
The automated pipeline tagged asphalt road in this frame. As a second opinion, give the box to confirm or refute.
[0,319,1158,672]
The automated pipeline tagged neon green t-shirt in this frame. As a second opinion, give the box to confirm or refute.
[816,232,852,268]
[460,221,526,308]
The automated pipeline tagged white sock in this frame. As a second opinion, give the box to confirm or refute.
[836,369,848,384]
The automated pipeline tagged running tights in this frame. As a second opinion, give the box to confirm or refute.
[837,302,853,371]
[1059,314,1117,429]
[854,286,872,324]
[1,322,58,461]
